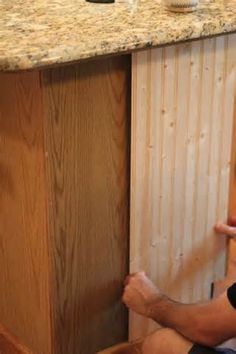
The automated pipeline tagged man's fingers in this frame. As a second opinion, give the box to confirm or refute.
[123,271,146,286]
[214,222,236,237]
[124,273,136,286]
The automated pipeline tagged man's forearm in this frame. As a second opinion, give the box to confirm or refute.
[148,293,236,346]
[148,295,204,343]
[123,272,236,346]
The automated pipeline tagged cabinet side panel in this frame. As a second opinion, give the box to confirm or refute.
[0,72,52,354]
[42,56,131,353]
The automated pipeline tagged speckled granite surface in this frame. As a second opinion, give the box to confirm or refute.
[0,0,235,71]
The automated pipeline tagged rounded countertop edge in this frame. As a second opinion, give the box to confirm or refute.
[0,0,236,72]
[1,29,236,72]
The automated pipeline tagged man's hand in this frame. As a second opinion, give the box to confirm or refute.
[122,271,163,317]
[214,222,236,238]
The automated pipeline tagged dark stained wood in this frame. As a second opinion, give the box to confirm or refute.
[0,73,52,354]
[42,56,131,354]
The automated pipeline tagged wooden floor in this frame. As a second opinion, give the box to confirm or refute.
[0,335,23,354]
[0,324,32,354]
[98,341,142,354]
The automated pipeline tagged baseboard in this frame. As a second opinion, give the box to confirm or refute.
[0,323,33,354]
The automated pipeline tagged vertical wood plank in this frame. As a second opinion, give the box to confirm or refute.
[0,73,52,354]
[42,56,131,354]
[130,34,236,339]
[206,37,225,291]
[171,43,191,302]
[181,40,201,302]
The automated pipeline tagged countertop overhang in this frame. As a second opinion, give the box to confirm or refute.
[0,0,236,72]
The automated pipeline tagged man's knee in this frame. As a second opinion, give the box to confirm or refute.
[142,328,176,354]
[142,328,192,354]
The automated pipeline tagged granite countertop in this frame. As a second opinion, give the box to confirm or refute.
[0,0,235,72]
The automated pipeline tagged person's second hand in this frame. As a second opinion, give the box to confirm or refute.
[214,222,236,240]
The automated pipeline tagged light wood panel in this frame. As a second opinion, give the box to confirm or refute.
[42,56,131,353]
[0,73,52,353]
[130,34,236,339]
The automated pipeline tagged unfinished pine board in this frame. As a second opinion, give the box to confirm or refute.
[130,34,236,339]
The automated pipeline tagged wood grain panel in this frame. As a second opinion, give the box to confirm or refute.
[0,73,51,353]
[42,56,131,354]
[130,34,236,339]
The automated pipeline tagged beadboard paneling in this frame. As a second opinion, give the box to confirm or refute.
[130,34,236,339]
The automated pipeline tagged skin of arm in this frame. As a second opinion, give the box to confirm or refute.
[122,272,236,347]
[123,223,236,347]
[148,291,236,346]
[215,222,236,238]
